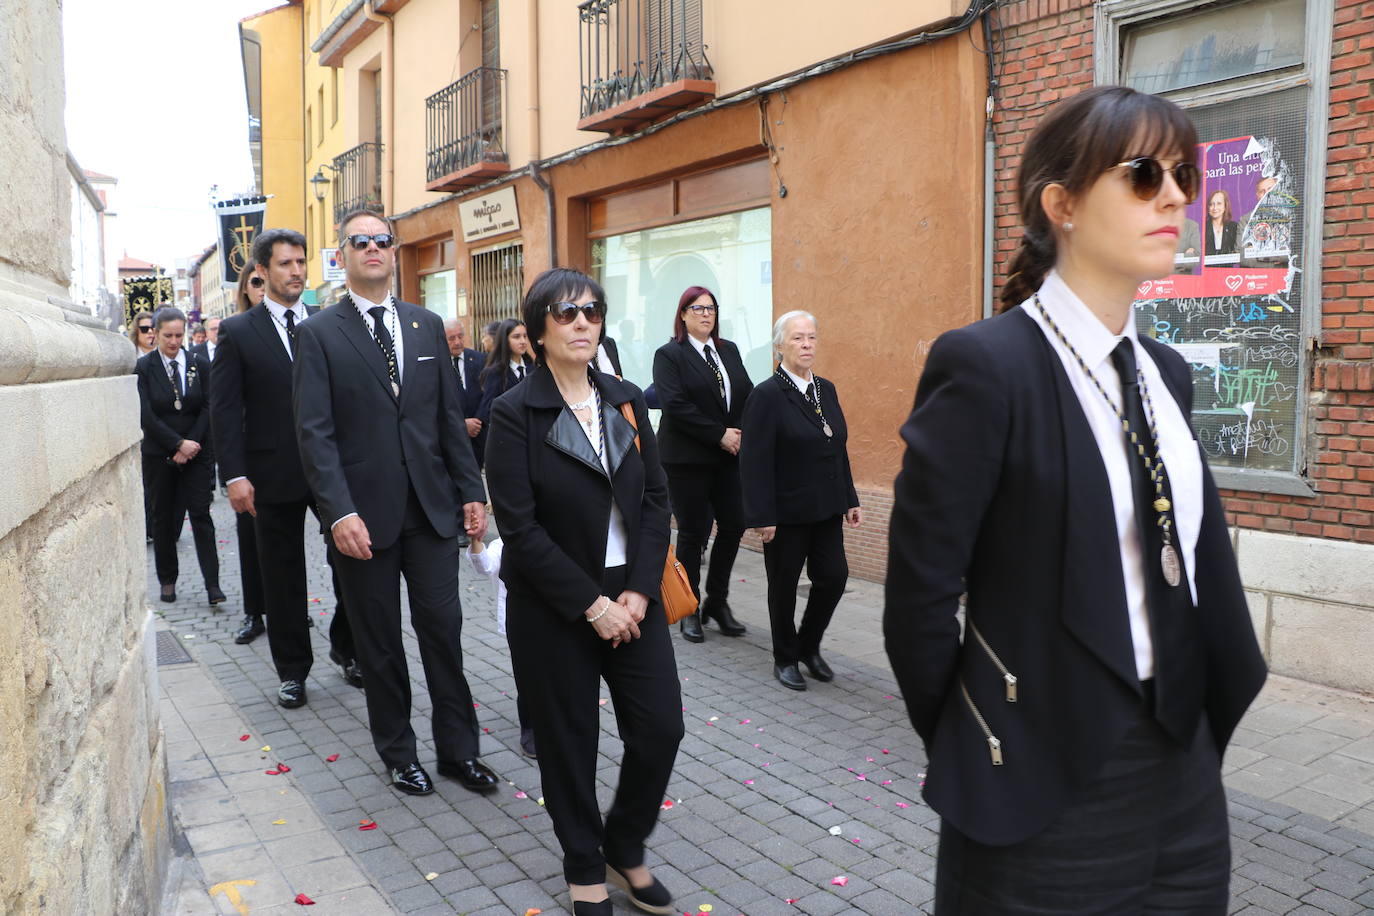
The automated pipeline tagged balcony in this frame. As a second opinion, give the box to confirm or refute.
[425,68,510,193]
[577,0,714,133]
[332,142,384,225]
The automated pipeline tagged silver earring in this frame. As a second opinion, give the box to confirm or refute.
[1062,222,1075,232]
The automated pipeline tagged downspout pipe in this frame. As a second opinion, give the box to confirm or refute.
[364,2,396,213]
[981,9,997,320]
[526,0,557,267]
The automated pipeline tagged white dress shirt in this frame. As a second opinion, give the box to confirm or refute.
[205,340,217,362]
[453,350,466,389]
[158,348,188,393]
[264,297,306,360]
[467,539,508,635]
[509,358,527,381]
[573,395,629,567]
[781,364,814,399]
[351,290,403,381]
[687,334,732,410]
[596,342,618,376]
[1024,270,1204,680]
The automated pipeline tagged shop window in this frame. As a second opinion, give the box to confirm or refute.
[418,237,459,321]
[1098,0,1333,495]
[591,207,773,393]
[470,241,525,334]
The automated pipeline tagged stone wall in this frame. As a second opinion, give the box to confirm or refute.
[0,2,171,912]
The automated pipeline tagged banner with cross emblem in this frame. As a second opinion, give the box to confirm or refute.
[214,196,268,288]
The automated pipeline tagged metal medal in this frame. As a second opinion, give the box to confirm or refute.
[174,397,182,411]
[391,381,400,397]
[822,422,833,438]
[1160,544,1182,587]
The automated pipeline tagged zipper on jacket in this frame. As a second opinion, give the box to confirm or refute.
[960,680,1004,766]
[968,620,1018,703]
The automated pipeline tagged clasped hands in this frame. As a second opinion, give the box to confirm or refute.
[585,591,650,647]
[172,439,201,465]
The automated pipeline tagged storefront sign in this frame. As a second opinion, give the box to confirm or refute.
[459,187,520,243]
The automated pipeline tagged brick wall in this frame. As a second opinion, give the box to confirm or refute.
[736,484,893,583]
[990,0,1374,547]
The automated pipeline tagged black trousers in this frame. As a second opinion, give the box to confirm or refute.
[762,515,848,665]
[935,708,1230,915]
[141,454,156,538]
[664,461,745,608]
[508,566,685,885]
[149,453,218,588]
[329,485,480,769]
[235,510,264,617]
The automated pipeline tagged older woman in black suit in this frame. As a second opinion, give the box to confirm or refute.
[740,310,861,691]
[136,307,224,606]
[653,285,754,642]
[486,268,683,916]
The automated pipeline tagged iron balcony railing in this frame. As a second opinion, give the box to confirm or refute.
[425,67,507,184]
[332,142,384,224]
[577,0,711,119]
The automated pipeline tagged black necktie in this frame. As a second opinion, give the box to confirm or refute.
[283,308,297,358]
[1109,339,1202,745]
[516,364,526,381]
[804,382,815,404]
[453,355,464,387]
[168,359,183,397]
[368,306,399,394]
[703,344,726,400]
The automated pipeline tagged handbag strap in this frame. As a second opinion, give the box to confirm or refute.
[619,400,642,453]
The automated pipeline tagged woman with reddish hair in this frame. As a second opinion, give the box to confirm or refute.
[652,286,754,642]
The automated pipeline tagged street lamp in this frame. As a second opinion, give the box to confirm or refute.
[310,163,337,203]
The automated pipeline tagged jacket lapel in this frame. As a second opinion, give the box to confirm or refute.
[336,295,398,404]
[1032,318,1141,692]
[782,378,828,435]
[247,304,293,367]
[682,340,726,410]
[546,409,604,476]
[603,399,637,476]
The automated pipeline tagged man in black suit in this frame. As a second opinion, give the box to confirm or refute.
[211,229,359,708]
[188,316,221,363]
[293,209,499,797]
[444,318,485,467]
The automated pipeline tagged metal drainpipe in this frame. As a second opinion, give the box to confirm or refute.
[364,2,396,213]
[527,0,556,267]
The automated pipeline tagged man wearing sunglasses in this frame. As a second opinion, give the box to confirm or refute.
[212,228,360,708]
[293,208,499,798]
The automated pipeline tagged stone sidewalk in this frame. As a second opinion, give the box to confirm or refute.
[152,497,1374,915]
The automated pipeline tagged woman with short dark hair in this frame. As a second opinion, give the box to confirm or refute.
[136,306,223,606]
[486,267,682,916]
[884,85,1266,911]
[652,285,753,642]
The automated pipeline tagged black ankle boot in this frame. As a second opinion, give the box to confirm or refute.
[703,601,746,636]
[679,612,704,642]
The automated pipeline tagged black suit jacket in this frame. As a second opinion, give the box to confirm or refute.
[653,337,754,466]
[883,306,1266,847]
[293,295,485,550]
[453,347,485,420]
[210,305,313,503]
[1205,219,1240,256]
[485,366,670,622]
[739,373,859,527]
[137,349,212,458]
[477,358,534,425]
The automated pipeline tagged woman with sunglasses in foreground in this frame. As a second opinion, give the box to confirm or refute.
[884,86,1265,913]
[485,268,682,916]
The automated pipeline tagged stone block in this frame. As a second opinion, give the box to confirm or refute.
[1237,529,1374,610]
[1269,596,1374,695]
[1245,589,1271,659]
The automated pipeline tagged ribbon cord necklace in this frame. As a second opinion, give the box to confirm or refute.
[1033,294,1184,588]
[775,367,833,438]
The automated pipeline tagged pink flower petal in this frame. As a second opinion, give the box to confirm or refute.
[514,791,528,799]
[831,876,849,887]
[896,802,910,808]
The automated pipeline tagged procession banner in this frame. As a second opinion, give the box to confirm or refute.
[214,197,267,288]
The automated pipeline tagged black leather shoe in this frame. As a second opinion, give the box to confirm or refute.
[234,616,265,644]
[305,615,315,629]
[571,900,612,916]
[277,679,307,708]
[679,612,704,643]
[801,652,835,682]
[437,758,499,793]
[159,584,176,603]
[519,727,537,759]
[329,649,364,688]
[774,663,807,691]
[390,761,434,796]
[702,601,746,637]
[206,584,227,607]
[607,864,675,914]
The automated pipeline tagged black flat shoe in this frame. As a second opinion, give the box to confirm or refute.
[519,727,537,759]
[703,601,746,636]
[801,652,834,682]
[774,663,807,691]
[159,584,176,603]
[437,758,499,793]
[234,616,265,644]
[571,900,612,916]
[390,761,434,796]
[329,649,364,688]
[679,612,704,643]
[206,585,227,607]
[607,864,675,914]
[277,679,307,708]
[304,615,315,629]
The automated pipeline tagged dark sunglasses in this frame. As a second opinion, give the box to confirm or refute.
[1113,157,1200,204]
[548,300,607,324]
[248,276,265,288]
[343,233,395,250]
[137,325,153,333]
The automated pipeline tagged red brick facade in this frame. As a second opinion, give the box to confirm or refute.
[989,0,1374,547]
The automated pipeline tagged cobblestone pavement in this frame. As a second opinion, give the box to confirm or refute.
[154,496,1374,915]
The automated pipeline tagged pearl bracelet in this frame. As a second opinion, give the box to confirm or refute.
[585,599,611,624]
